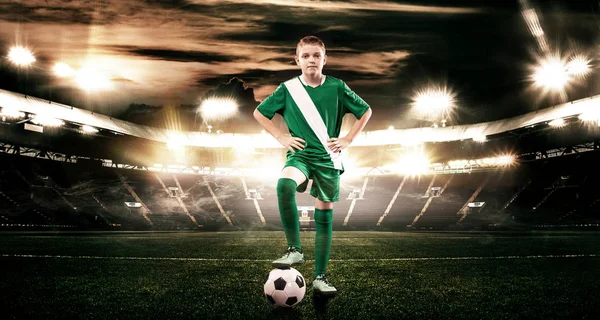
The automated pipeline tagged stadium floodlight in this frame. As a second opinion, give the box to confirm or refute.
[533,56,570,90]
[495,155,515,166]
[0,107,25,119]
[412,87,455,119]
[448,159,468,169]
[81,125,98,134]
[54,62,76,78]
[7,46,36,66]
[548,118,565,127]
[473,135,487,142]
[76,67,112,91]
[199,98,238,122]
[566,55,591,78]
[579,112,600,126]
[30,115,64,127]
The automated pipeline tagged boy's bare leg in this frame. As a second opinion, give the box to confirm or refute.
[315,199,334,210]
[280,166,307,186]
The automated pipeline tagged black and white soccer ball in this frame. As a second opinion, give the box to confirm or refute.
[264,267,306,307]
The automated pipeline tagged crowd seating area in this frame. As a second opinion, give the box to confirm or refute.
[0,151,598,231]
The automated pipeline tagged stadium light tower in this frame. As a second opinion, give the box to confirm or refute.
[533,56,569,90]
[199,98,238,122]
[7,46,36,66]
[566,55,591,78]
[532,54,590,95]
[412,87,455,127]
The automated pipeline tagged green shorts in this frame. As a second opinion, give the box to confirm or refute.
[283,157,341,203]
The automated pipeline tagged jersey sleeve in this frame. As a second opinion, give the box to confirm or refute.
[341,81,370,119]
[256,84,286,120]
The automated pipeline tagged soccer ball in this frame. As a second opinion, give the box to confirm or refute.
[264,267,306,307]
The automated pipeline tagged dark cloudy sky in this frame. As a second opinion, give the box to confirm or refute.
[1,0,599,132]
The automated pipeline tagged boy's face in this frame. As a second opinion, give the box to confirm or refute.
[295,44,327,77]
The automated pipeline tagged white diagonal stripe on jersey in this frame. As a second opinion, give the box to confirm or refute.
[284,77,342,170]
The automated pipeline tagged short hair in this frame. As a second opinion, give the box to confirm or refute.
[296,36,326,56]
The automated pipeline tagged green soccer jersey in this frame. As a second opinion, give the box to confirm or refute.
[257,75,370,171]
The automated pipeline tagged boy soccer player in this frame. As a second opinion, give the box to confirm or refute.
[253,36,372,297]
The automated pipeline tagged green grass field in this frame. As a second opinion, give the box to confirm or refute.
[1,231,599,319]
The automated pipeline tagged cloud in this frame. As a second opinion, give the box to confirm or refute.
[112,46,238,63]
[190,0,485,14]
[327,50,410,75]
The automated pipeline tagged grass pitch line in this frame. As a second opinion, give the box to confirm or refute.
[1,253,598,262]
[332,254,599,262]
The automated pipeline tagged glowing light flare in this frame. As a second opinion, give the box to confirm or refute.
[449,155,515,168]
[249,158,286,179]
[566,56,591,77]
[522,8,544,37]
[167,139,186,151]
[238,145,256,154]
[412,88,456,117]
[533,57,569,90]
[31,115,64,127]
[76,67,112,92]
[54,63,76,78]
[199,98,238,122]
[579,112,600,125]
[165,138,188,165]
[81,125,98,134]
[343,157,359,172]
[521,6,548,52]
[448,159,469,169]
[399,136,422,147]
[548,118,565,127]
[472,135,487,143]
[495,155,515,166]
[396,150,431,176]
[7,46,36,66]
[0,107,25,118]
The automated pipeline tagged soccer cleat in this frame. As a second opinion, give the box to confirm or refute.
[312,274,338,297]
[272,246,304,269]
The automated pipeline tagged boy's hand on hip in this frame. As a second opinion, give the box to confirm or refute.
[278,135,306,153]
[327,137,350,153]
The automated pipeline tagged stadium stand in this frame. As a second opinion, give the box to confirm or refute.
[1,88,600,231]
[1,150,600,231]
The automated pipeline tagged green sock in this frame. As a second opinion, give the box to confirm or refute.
[314,208,333,279]
[276,178,301,251]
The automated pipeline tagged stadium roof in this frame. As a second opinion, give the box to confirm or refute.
[1,88,599,148]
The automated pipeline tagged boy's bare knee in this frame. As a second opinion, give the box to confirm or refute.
[315,199,334,210]
[280,166,307,186]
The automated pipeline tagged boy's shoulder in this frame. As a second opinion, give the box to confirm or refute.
[324,75,345,87]
[280,75,345,85]
[279,76,345,91]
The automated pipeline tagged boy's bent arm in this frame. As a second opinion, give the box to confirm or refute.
[343,108,372,143]
[328,108,371,153]
[253,109,306,153]
[253,109,285,140]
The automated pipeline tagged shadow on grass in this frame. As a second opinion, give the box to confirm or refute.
[267,306,303,320]
[312,293,336,317]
